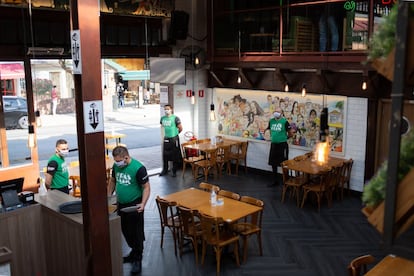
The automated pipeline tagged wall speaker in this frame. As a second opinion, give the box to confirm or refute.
[169,10,189,41]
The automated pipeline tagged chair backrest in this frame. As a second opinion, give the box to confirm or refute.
[240,196,264,226]
[196,138,211,144]
[344,158,354,182]
[177,205,199,235]
[69,175,81,197]
[347,254,375,276]
[199,213,224,244]
[218,189,241,200]
[217,144,231,162]
[155,196,178,227]
[199,182,220,193]
[181,140,197,159]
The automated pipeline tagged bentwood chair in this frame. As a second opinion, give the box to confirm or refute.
[340,158,354,199]
[347,254,375,276]
[181,140,204,178]
[301,166,337,211]
[216,144,231,177]
[231,195,264,263]
[200,213,240,275]
[177,206,203,264]
[228,141,248,175]
[69,175,81,197]
[198,182,220,193]
[281,160,308,206]
[194,148,220,182]
[217,189,241,201]
[155,196,181,256]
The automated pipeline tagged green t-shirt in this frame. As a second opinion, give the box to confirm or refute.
[47,154,69,189]
[269,117,288,143]
[160,115,180,138]
[113,159,144,204]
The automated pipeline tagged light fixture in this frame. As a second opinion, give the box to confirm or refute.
[210,104,216,121]
[28,125,36,148]
[362,80,367,90]
[194,56,200,65]
[191,90,195,105]
[284,83,289,92]
[209,91,216,121]
[35,110,42,127]
[237,74,242,84]
[301,84,307,97]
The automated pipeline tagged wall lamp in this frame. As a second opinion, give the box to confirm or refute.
[301,84,307,97]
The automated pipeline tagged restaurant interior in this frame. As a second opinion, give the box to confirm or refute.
[1,0,414,275]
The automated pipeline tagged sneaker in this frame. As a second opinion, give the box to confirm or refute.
[131,260,142,274]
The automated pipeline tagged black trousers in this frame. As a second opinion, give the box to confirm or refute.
[118,198,145,260]
[162,136,182,173]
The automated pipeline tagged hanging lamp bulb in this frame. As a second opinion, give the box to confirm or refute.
[209,104,216,121]
[301,84,307,97]
[191,90,195,105]
[195,56,200,65]
[237,75,241,84]
[284,83,289,92]
[362,80,367,90]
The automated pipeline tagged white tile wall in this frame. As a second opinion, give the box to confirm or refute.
[174,84,369,192]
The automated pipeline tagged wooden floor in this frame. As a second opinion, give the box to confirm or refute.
[122,167,388,276]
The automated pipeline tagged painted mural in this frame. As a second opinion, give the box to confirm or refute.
[215,89,346,153]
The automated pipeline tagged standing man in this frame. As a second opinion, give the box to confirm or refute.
[159,104,183,177]
[267,107,291,186]
[117,82,125,108]
[108,146,150,274]
[45,139,70,193]
[51,85,58,115]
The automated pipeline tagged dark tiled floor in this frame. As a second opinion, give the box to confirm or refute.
[121,166,387,276]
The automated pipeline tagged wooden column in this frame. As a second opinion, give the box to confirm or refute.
[70,1,112,275]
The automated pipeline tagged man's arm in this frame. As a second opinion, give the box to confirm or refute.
[44,160,58,189]
[107,176,116,196]
[138,181,151,213]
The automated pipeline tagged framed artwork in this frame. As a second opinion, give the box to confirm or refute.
[215,88,346,154]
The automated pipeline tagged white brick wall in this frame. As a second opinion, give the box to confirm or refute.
[175,84,368,192]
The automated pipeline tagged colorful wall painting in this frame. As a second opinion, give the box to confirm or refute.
[215,88,346,154]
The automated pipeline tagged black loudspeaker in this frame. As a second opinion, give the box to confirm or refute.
[169,10,189,41]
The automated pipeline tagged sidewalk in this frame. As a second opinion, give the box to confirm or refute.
[39,103,163,175]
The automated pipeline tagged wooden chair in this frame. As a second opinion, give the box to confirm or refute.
[155,196,181,256]
[198,182,220,193]
[231,195,264,263]
[216,144,231,177]
[217,189,241,201]
[347,254,375,276]
[194,148,219,182]
[177,206,203,264]
[281,160,307,206]
[200,213,240,275]
[69,175,81,197]
[229,141,248,175]
[301,167,338,211]
[181,140,204,178]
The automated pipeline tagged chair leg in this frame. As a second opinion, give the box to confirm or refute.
[192,239,199,265]
[160,226,165,248]
[234,241,240,266]
[257,232,263,256]
[216,246,222,275]
[201,241,206,265]
[301,190,308,208]
[281,185,287,203]
[243,236,249,263]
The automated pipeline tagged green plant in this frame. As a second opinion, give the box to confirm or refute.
[362,129,414,208]
[367,4,414,62]
[367,4,398,61]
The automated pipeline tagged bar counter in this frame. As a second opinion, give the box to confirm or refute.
[0,190,122,276]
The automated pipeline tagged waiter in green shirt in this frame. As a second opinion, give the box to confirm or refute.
[159,104,183,177]
[267,107,291,186]
[45,139,70,193]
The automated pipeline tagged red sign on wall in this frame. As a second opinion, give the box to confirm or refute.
[198,90,204,97]
[186,90,192,97]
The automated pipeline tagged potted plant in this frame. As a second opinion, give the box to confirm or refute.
[362,129,414,235]
[367,3,414,84]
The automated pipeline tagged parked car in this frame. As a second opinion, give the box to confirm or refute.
[2,96,29,129]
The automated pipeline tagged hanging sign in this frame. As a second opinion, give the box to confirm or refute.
[83,101,104,134]
[71,30,82,74]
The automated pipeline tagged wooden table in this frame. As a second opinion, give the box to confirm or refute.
[285,155,345,175]
[104,132,126,155]
[161,187,262,223]
[366,254,414,275]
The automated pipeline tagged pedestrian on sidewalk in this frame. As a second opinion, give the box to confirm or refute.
[159,104,183,177]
